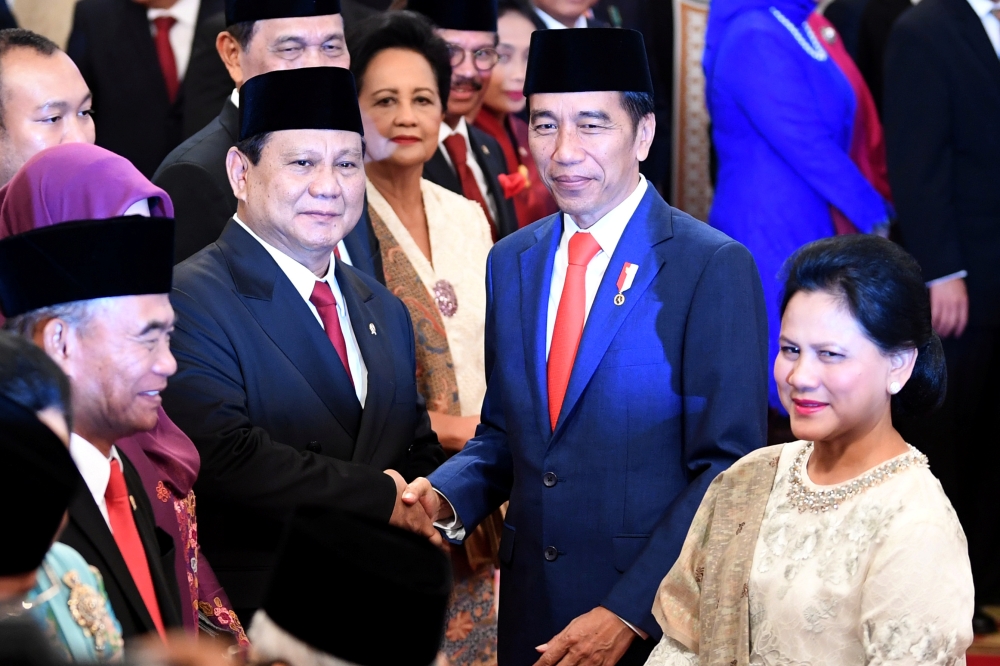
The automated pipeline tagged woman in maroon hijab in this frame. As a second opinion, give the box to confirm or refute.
[0,143,249,648]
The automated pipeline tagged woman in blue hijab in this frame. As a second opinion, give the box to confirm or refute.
[703,0,892,410]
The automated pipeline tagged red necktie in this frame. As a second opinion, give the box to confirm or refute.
[310,281,355,388]
[105,459,166,641]
[547,232,602,430]
[152,16,179,104]
[442,133,497,238]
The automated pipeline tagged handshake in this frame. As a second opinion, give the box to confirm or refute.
[384,471,453,548]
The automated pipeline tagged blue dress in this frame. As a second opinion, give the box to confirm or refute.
[704,0,891,407]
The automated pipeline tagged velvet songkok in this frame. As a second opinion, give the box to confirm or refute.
[523,28,654,95]
[226,0,341,26]
[238,67,364,141]
[0,216,175,318]
[407,0,498,32]
[263,506,452,666]
[0,395,78,576]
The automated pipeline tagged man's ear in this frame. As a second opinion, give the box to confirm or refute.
[227,147,251,203]
[35,317,74,376]
[635,113,656,163]
[216,31,245,88]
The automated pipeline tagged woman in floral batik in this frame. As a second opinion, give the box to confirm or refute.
[348,11,501,666]
[645,235,973,666]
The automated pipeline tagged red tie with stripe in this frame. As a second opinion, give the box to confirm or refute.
[310,281,354,387]
[152,16,179,104]
[105,459,166,641]
[547,232,602,430]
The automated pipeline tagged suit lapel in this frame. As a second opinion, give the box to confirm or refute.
[423,149,463,195]
[217,220,363,440]
[336,264,394,465]
[65,471,156,632]
[219,99,239,142]
[520,215,564,441]
[553,188,674,437]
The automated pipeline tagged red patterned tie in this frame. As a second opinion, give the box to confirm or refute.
[105,459,166,641]
[442,133,497,238]
[310,281,354,387]
[547,232,602,430]
[152,16,179,104]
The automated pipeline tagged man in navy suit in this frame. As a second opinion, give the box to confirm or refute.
[161,66,444,618]
[403,29,768,666]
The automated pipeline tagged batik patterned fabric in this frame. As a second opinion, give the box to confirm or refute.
[440,567,499,666]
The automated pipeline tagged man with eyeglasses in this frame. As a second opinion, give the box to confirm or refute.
[408,0,520,240]
[152,0,383,276]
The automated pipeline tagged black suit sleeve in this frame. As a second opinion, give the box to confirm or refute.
[181,12,232,139]
[883,19,964,281]
[165,287,399,522]
[155,161,235,263]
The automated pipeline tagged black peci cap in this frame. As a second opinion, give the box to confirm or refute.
[0,395,79,576]
[263,506,452,666]
[0,217,175,319]
[523,28,654,96]
[407,0,498,32]
[238,67,364,141]
[226,0,341,26]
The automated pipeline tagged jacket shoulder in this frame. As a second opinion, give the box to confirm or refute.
[155,117,230,175]
[172,243,231,295]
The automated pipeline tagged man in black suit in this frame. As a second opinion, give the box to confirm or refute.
[883,0,1000,630]
[162,67,445,617]
[407,0,520,240]
[0,217,183,643]
[154,0,382,275]
[67,0,229,178]
[855,0,912,116]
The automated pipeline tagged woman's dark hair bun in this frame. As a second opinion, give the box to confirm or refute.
[780,235,947,417]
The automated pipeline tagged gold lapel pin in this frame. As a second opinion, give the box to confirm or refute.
[369,323,377,335]
[482,145,490,156]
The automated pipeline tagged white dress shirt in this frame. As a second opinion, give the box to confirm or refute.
[967,0,1000,56]
[534,6,589,29]
[234,215,369,407]
[437,117,500,223]
[69,434,124,530]
[147,0,200,81]
[545,175,648,357]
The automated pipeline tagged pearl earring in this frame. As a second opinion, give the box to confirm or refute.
[889,382,901,395]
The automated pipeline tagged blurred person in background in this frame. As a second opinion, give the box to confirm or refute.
[0,29,93,187]
[527,0,605,28]
[67,0,228,178]
[154,0,382,276]
[349,11,500,665]
[407,0,520,241]
[474,0,557,229]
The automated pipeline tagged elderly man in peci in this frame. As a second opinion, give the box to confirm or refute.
[155,0,381,276]
[403,29,769,666]
[0,213,184,644]
[162,66,445,620]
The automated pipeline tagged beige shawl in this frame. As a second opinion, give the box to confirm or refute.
[652,445,784,665]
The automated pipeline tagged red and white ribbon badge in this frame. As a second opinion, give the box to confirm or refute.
[614,263,639,305]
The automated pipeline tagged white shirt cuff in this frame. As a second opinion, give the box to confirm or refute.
[432,489,466,541]
[926,270,968,287]
[615,613,648,639]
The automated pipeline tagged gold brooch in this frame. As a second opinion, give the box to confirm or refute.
[64,570,124,656]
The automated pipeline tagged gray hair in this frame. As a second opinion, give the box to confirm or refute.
[3,299,107,339]
[248,610,357,666]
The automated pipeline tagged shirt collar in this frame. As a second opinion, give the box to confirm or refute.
[439,116,471,144]
[233,214,346,309]
[147,0,200,26]
[534,7,588,29]
[69,434,121,502]
[563,174,648,258]
[966,0,996,18]
[230,88,240,108]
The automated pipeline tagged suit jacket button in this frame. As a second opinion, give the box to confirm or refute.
[544,546,559,561]
[543,472,558,487]
[307,441,322,453]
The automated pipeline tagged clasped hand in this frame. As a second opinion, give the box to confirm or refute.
[384,470,443,547]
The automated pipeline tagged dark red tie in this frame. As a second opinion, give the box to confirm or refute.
[442,133,497,238]
[105,459,166,641]
[548,232,602,429]
[152,16,179,104]
[310,281,354,387]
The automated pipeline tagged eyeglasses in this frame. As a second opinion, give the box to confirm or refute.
[447,45,501,71]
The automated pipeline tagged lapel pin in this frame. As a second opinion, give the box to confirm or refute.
[614,263,639,306]
[481,145,490,156]
[369,323,377,335]
[129,495,137,511]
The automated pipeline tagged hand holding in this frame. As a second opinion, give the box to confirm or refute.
[385,470,443,547]
[930,278,969,338]
[402,477,454,523]
[532,607,636,666]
